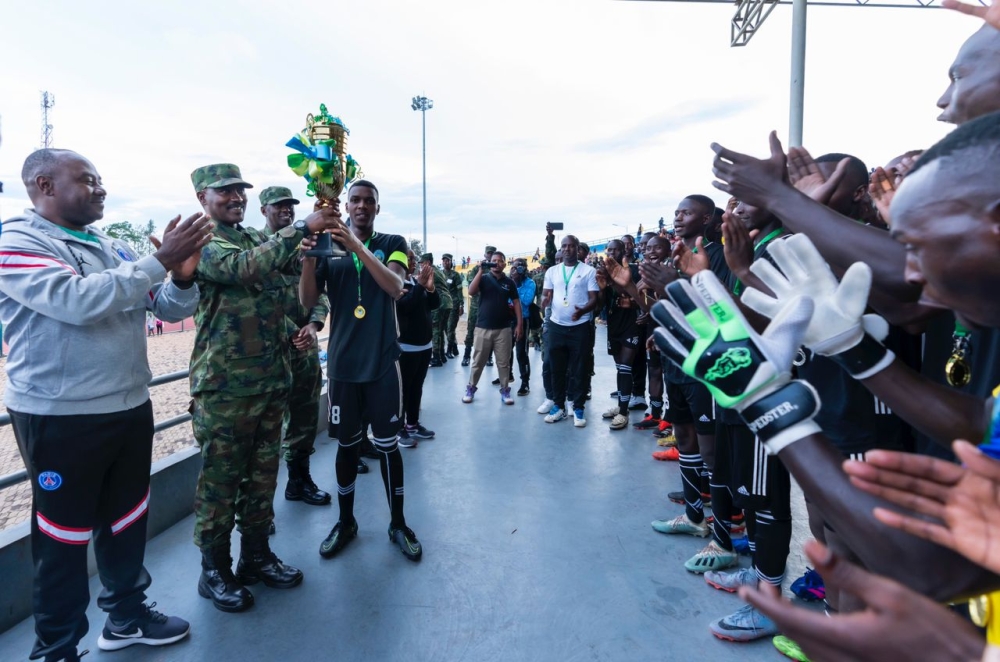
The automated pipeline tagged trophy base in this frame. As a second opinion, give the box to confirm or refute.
[304,232,348,258]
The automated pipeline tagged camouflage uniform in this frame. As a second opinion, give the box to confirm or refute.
[422,253,452,363]
[189,166,307,550]
[462,244,496,361]
[260,187,331,463]
[442,254,464,353]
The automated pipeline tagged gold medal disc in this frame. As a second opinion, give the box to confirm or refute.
[354,305,366,319]
[563,300,569,307]
[945,353,971,387]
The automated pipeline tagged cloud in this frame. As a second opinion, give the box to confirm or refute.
[578,100,752,153]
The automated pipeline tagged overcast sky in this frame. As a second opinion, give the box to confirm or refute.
[0,0,979,259]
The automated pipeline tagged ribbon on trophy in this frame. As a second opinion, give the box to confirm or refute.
[285,103,363,258]
[285,105,360,199]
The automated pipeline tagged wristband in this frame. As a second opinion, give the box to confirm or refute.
[740,380,822,454]
[827,333,894,380]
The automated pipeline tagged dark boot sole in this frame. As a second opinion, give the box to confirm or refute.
[198,581,254,612]
[235,571,304,590]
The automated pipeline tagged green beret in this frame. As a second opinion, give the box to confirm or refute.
[258,186,300,206]
[190,163,253,193]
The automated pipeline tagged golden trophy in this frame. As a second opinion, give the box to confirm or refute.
[286,104,361,257]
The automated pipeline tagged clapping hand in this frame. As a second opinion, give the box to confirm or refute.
[417,264,435,291]
[740,540,986,662]
[671,238,709,277]
[943,0,1000,29]
[787,146,849,207]
[150,212,213,280]
[844,440,1000,576]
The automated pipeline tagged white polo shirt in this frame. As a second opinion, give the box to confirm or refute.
[544,261,599,327]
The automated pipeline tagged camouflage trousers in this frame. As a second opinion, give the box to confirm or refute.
[431,307,451,355]
[529,327,542,349]
[463,298,480,349]
[281,346,322,462]
[192,388,287,549]
[447,305,462,346]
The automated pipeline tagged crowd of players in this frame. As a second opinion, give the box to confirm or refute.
[3,3,1000,661]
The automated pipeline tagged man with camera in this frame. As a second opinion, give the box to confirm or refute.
[462,251,522,405]
[461,244,496,366]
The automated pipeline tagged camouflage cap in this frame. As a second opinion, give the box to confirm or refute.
[419,252,433,263]
[190,163,253,193]
[442,253,454,260]
[259,186,300,207]
[539,257,551,266]
[485,245,497,254]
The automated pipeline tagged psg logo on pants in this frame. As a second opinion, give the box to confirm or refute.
[38,471,62,491]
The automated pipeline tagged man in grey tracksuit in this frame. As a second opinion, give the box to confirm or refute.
[0,148,210,662]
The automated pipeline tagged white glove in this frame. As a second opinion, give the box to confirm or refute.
[740,235,894,379]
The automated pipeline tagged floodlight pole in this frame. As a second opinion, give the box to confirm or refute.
[789,0,807,147]
[411,95,434,252]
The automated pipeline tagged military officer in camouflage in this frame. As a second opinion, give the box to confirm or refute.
[442,253,464,358]
[189,164,337,613]
[259,186,334,504]
[461,244,496,366]
[423,252,452,367]
[530,257,550,350]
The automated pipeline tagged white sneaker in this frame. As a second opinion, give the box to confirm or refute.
[609,413,629,430]
[544,407,567,423]
[537,398,555,414]
[628,396,647,410]
[601,406,619,419]
[573,409,587,428]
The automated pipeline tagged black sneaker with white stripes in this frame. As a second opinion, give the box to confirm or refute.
[97,603,190,651]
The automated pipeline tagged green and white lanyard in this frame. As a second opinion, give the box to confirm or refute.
[561,263,578,307]
[350,233,376,319]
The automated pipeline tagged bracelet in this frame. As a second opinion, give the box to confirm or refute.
[740,380,822,454]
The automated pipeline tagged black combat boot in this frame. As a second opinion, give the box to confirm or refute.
[235,535,304,589]
[285,457,331,505]
[446,342,458,358]
[429,351,443,368]
[440,350,448,364]
[198,545,254,613]
[461,347,471,367]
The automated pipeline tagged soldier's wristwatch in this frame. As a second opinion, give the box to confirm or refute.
[293,220,309,235]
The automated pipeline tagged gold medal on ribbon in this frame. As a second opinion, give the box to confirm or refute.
[946,352,971,387]
[969,595,991,628]
[354,305,366,319]
[563,300,569,307]
[946,330,972,387]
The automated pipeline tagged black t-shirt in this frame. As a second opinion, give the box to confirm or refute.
[795,349,906,454]
[475,272,518,330]
[605,264,640,340]
[316,232,408,383]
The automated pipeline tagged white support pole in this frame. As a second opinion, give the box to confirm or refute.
[789,0,807,147]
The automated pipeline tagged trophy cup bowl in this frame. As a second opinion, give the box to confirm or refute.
[304,115,350,258]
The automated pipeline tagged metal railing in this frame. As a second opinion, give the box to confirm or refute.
[0,336,330,492]
[0,370,193,491]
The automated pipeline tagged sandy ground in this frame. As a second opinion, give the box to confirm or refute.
[0,319,472,532]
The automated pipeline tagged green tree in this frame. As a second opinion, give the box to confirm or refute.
[102,220,157,258]
[408,238,424,256]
